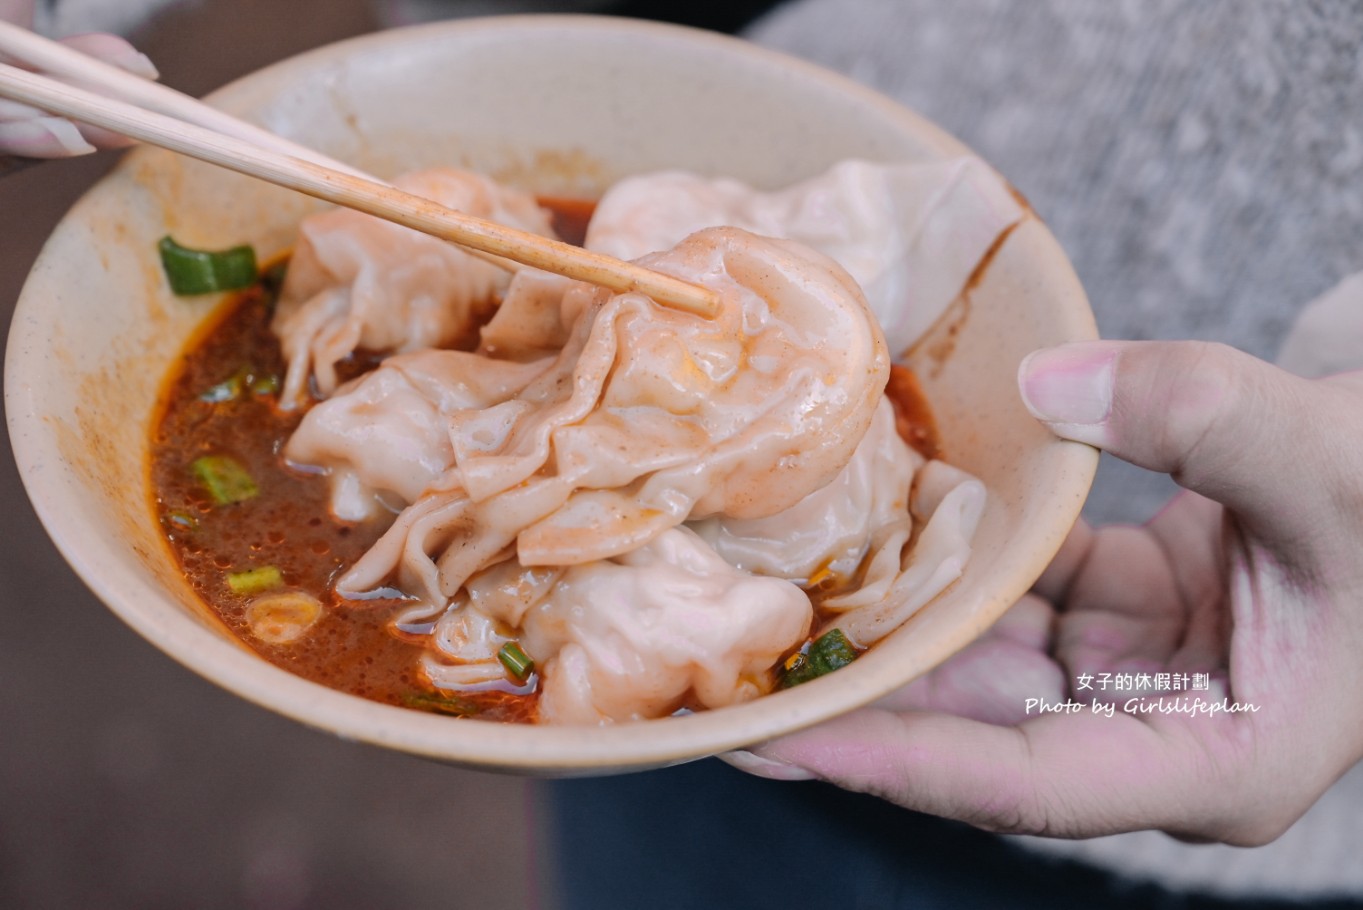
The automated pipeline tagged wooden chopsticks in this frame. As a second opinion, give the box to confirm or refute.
[0,24,719,318]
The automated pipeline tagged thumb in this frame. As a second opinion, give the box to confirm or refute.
[1018,340,1352,537]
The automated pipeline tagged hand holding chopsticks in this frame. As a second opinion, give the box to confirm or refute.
[0,22,719,317]
[0,27,154,157]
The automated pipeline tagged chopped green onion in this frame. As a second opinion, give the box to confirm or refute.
[159,236,257,296]
[402,691,479,717]
[498,641,535,681]
[226,565,283,595]
[778,628,859,689]
[191,454,258,505]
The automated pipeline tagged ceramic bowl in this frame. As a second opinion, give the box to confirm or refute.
[6,15,1097,775]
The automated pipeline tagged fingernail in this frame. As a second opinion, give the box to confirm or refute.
[115,50,159,80]
[719,750,818,781]
[1019,342,1118,428]
[60,34,160,80]
[0,117,96,157]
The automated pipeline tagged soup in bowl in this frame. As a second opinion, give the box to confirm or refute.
[6,15,1096,774]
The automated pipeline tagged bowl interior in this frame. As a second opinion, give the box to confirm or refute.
[5,16,1097,774]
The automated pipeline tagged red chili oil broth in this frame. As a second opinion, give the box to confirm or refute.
[148,198,940,724]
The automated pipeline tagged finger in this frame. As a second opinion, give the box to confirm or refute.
[0,32,155,156]
[0,115,94,156]
[0,96,132,150]
[746,706,1267,841]
[0,97,44,120]
[983,591,1056,650]
[1145,493,1231,672]
[1018,340,1358,547]
[1053,524,1186,682]
[57,33,159,79]
[875,594,1065,723]
[1031,517,1094,603]
[71,123,135,150]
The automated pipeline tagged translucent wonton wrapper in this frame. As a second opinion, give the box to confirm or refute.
[412,400,981,723]
[585,158,1025,356]
[271,167,555,408]
[694,398,985,648]
[819,458,986,646]
[690,396,918,586]
[288,226,891,608]
[421,527,813,724]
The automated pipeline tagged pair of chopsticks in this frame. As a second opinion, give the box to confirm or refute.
[0,22,719,318]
